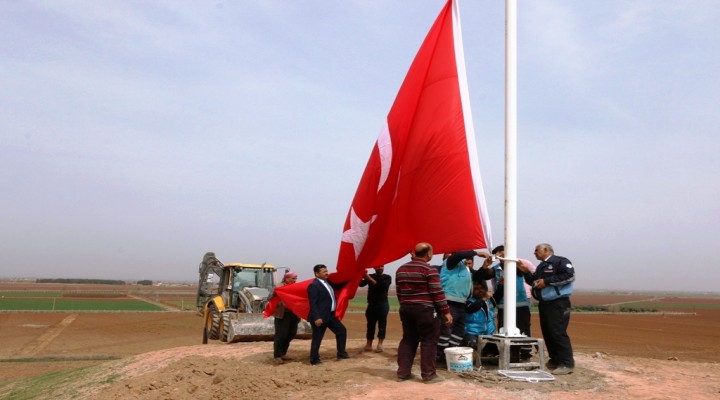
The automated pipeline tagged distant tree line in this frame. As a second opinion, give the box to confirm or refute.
[572,305,658,313]
[36,278,127,285]
[136,280,153,286]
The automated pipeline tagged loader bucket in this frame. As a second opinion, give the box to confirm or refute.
[226,313,313,343]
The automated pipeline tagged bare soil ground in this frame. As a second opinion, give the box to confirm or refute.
[1,285,719,399]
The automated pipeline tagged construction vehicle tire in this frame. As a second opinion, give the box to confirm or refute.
[221,312,231,342]
[208,304,221,340]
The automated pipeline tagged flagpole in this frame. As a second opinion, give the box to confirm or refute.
[502,0,521,337]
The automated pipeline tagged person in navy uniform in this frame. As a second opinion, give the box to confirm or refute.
[519,243,575,375]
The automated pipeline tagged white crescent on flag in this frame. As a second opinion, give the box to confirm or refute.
[376,122,393,191]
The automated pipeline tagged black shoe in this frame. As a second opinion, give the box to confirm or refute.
[396,373,416,382]
[423,374,445,384]
[337,353,350,360]
[310,359,322,365]
[552,366,574,375]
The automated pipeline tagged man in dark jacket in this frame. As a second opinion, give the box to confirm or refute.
[307,264,349,365]
[519,243,575,375]
[359,265,392,352]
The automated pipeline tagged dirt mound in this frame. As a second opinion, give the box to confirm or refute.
[29,339,718,400]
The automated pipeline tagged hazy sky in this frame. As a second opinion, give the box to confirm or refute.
[2,1,718,292]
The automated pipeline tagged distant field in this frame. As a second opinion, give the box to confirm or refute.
[0,298,165,311]
[2,283,718,314]
[350,290,720,314]
[348,297,400,312]
[0,283,197,312]
[614,301,720,310]
[0,292,62,298]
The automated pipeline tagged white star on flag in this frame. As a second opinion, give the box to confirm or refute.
[341,207,376,259]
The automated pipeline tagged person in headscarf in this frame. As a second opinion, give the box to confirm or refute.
[271,271,300,364]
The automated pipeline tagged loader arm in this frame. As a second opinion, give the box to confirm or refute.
[197,252,225,311]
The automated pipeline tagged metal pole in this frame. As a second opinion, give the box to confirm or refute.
[502,0,521,337]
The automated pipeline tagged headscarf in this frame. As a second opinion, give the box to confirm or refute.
[282,271,298,284]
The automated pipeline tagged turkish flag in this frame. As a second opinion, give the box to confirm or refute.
[266,0,491,321]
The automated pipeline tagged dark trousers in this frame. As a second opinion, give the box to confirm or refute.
[437,301,466,358]
[365,302,389,341]
[397,304,440,380]
[539,297,574,367]
[309,314,347,363]
[273,312,299,358]
[497,305,532,357]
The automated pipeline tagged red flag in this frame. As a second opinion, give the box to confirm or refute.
[263,272,350,321]
[263,280,311,319]
[267,0,491,321]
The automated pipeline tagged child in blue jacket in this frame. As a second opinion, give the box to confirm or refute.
[464,281,497,351]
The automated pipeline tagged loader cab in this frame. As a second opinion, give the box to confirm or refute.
[225,263,277,311]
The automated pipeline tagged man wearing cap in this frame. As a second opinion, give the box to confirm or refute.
[271,271,300,364]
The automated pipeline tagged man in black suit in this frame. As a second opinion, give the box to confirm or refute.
[307,264,349,365]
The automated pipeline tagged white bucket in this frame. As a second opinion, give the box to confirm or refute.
[444,346,474,373]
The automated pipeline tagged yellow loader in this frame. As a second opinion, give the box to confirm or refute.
[197,252,311,343]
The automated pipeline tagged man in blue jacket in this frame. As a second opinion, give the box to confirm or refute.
[519,243,575,375]
[437,249,491,361]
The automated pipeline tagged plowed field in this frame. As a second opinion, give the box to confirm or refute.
[1,283,718,399]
